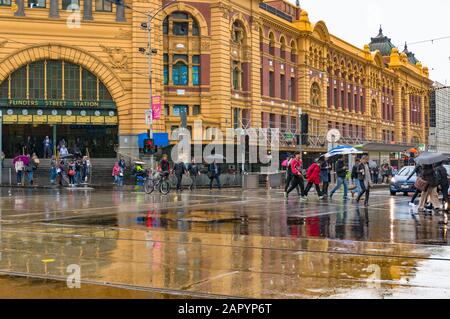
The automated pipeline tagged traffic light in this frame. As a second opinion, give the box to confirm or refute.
[143,139,157,155]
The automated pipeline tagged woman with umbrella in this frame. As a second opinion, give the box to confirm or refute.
[414,152,447,213]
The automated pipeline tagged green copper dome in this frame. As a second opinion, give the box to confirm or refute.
[402,42,419,65]
[369,26,396,56]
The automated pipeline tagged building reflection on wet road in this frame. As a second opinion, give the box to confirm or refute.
[0,188,449,298]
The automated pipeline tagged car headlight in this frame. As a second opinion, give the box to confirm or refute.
[391,177,396,184]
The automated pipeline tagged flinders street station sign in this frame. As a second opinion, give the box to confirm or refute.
[0,98,118,125]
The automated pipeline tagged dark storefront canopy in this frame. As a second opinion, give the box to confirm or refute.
[361,143,416,153]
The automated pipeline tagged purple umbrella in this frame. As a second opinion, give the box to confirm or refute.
[13,155,30,166]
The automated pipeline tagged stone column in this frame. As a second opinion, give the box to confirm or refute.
[116,1,126,22]
[49,0,59,18]
[14,0,25,16]
[83,0,93,20]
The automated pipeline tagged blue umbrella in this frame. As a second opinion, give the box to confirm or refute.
[324,145,362,158]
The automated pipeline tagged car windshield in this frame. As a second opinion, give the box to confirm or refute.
[396,167,414,177]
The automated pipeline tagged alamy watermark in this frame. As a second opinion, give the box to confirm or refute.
[170,121,281,173]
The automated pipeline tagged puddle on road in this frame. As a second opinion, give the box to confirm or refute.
[0,275,195,299]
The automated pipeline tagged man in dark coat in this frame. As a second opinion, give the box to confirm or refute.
[208,160,222,190]
[173,160,187,192]
[435,162,449,209]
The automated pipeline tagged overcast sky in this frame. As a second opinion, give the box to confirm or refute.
[288,0,450,85]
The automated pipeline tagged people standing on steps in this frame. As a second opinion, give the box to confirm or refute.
[304,160,324,199]
[285,151,306,200]
[356,155,373,207]
[329,155,349,200]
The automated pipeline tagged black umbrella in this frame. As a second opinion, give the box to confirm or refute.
[414,152,448,165]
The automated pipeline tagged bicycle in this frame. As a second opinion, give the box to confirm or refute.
[144,171,171,195]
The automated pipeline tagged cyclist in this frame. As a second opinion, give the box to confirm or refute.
[158,154,171,180]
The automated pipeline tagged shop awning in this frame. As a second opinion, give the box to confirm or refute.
[361,143,416,153]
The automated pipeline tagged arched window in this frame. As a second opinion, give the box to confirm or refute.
[172,61,188,86]
[268,32,275,56]
[310,83,321,107]
[1,60,113,101]
[280,36,287,60]
[290,40,297,63]
[163,11,202,87]
[232,62,242,91]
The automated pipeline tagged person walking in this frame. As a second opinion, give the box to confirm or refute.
[0,150,5,169]
[14,156,24,186]
[371,164,379,185]
[351,158,362,199]
[417,164,441,213]
[116,158,125,187]
[50,155,57,185]
[356,155,373,207]
[43,136,52,159]
[284,155,300,196]
[320,158,332,198]
[68,161,76,187]
[435,162,449,210]
[82,156,91,184]
[26,153,39,186]
[173,160,187,192]
[407,163,423,207]
[188,158,201,191]
[285,152,306,200]
[112,162,120,185]
[304,160,324,199]
[57,160,65,186]
[208,160,222,190]
[329,155,349,200]
[74,159,82,185]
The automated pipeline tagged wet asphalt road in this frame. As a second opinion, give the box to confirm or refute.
[0,187,449,299]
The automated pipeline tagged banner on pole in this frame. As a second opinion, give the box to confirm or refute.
[152,96,161,120]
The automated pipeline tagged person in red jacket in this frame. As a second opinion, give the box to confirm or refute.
[304,159,324,199]
[285,151,306,200]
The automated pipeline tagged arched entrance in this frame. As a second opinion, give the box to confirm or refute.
[0,43,128,157]
[0,59,118,158]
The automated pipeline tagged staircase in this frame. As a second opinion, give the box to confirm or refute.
[2,158,119,186]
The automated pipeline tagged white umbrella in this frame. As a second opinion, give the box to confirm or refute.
[324,145,362,158]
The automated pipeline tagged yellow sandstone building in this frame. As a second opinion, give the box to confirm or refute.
[0,0,432,161]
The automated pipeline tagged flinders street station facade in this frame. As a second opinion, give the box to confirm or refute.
[0,0,432,162]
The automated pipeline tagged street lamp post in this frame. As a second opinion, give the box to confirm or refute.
[108,0,177,168]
